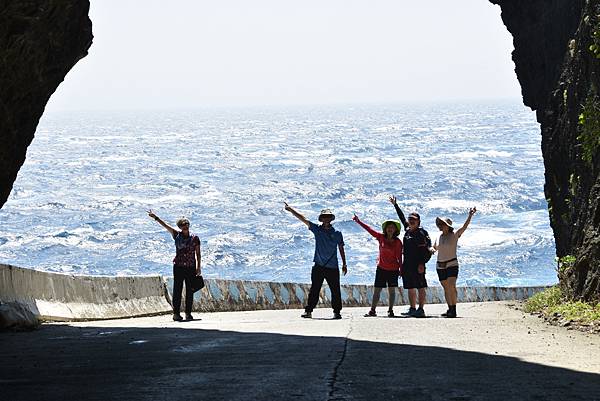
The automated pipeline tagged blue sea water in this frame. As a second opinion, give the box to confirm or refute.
[0,101,558,286]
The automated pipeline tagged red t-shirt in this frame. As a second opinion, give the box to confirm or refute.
[356,220,403,272]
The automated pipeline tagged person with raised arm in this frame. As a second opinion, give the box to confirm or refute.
[389,196,432,318]
[148,210,201,322]
[284,202,347,320]
[432,207,477,318]
[353,214,402,317]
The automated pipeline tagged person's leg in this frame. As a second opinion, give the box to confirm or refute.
[447,275,458,317]
[370,287,382,313]
[387,270,398,316]
[369,268,385,315]
[447,276,458,305]
[418,288,426,309]
[408,288,417,309]
[401,267,417,315]
[413,268,428,317]
[387,287,396,312]
[437,268,450,307]
[324,268,342,315]
[183,267,194,316]
[438,279,451,316]
[440,280,451,306]
[172,266,184,318]
[305,265,325,313]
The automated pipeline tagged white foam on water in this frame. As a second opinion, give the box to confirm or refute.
[0,103,557,286]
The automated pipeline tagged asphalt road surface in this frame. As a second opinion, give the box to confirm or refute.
[1,302,599,401]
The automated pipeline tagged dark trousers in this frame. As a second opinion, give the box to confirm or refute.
[305,265,342,313]
[173,265,194,314]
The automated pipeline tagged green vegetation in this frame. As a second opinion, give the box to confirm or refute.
[523,286,562,313]
[524,286,600,324]
[557,254,576,274]
[577,96,600,164]
[588,15,600,58]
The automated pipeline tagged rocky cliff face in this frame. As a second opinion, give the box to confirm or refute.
[492,0,599,301]
[0,0,92,208]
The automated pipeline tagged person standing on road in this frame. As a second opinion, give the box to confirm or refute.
[432,208,476,318]
[284,203,347,320]
[389,196,432,318]
[148,210,201,322]
[353,214,403,317]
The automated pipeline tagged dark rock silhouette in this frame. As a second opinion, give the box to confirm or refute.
[0,1,92,207]
[492,0,599,302]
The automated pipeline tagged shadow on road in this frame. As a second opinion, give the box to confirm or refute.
[1,323,599,400]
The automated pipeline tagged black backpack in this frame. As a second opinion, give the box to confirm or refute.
[419,228,433,263]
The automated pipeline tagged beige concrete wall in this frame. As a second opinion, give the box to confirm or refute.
[0,264,171,321]
[164,277,550,313]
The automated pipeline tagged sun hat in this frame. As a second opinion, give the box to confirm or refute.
[318,209,335,222]
[381,220,402,235]
[436,216,453,228]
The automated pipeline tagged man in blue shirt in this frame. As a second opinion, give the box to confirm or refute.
[284,202,347,319]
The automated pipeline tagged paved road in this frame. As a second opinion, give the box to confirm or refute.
[1,302,599,400]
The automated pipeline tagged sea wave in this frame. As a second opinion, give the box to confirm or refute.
[0,102,557,286]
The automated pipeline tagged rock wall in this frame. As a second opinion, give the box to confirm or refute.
[0,0,92,208]
[491,0,599,302]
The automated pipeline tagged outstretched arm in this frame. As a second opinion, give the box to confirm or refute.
[148,209,177,237]
[352,214,381,239]
[457,207,477,238]
[284,202,311,227]
[389,196,408,229]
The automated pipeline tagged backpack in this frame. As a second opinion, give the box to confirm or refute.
[419,228,433,263]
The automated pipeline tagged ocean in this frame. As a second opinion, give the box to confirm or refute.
[0,101,558,286]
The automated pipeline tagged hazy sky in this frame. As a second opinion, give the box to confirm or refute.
[47,0,521,111]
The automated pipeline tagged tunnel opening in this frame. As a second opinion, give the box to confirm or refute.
[0,0,557,288]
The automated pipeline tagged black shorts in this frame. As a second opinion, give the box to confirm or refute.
[374,267,399,288]
[437,266,459,281]
[401,264,428,289]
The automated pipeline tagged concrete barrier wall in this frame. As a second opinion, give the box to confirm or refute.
[164,277,550,313]
[0,264,172,321]
[0,264,549,321]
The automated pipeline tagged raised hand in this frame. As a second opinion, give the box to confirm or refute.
[352,213,360,222]
[389,195,397,205]
[284,202,292,212]
[469,207,477,216]
[147,209,157,219]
